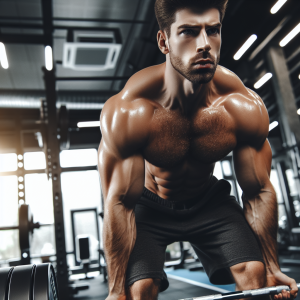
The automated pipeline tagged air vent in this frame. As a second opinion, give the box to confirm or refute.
[63,30,122,71]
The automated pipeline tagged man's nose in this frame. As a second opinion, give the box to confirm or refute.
[196,32,211,53]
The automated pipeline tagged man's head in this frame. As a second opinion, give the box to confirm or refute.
[155,0,228,85]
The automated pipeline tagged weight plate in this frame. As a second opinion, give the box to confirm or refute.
[0,267,13,300]
[8,265,35,300]
[34,263,59,300]
[19,204,31,251]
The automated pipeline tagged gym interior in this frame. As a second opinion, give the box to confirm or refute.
[0,0,300,299]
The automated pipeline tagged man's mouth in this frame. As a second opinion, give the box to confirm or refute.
[193,59,214,69]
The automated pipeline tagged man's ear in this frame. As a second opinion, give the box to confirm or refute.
[157,30,169,54]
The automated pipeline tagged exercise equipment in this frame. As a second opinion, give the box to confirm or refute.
[0,263,59,300]
[0,204,51,263]
[179,284,300,300]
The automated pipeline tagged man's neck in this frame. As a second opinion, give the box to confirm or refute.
[162,55,212,114]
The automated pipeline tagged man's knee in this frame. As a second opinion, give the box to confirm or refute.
[127,278,160,300]
[230,261,266,289]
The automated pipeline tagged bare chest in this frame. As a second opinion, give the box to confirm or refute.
[143,107,236,168]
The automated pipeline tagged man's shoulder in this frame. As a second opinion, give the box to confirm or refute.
[100,65,164,155]
[214,66,269,146]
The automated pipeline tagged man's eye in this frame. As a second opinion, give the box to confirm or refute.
[207,28,219,35]
[181,29,196,36]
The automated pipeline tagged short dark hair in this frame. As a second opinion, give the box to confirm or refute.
[155,0,229,37]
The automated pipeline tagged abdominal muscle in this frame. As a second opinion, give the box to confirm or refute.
[144,159,215,201]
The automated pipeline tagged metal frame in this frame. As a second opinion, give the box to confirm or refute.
[70,208,100,266]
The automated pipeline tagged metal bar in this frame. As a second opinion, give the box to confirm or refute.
[286,46,300,63]
[0,17,149,24]
[56,76,130,81]
[61,166,97,172]
[0,169,45,177]
[0,226,18,231]
[42,66,69,299]
[289,61,300,75]
[249,17,291,61]
[0,34,45,44]
[267,46,300,145]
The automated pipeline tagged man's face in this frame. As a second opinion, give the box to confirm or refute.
[167,7,222,85]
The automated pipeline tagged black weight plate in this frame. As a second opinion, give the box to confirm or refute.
[0,267,13,300]
[19,204,30,251]
[8,265,35,300]
[34,264,59,300]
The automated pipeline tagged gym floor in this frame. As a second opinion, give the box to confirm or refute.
[73,262,300,300]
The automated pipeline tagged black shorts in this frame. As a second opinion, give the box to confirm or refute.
[125,177,264,292]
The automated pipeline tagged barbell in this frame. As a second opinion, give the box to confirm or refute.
[0,263,59,300]
[0,204,52,253]
[180,284,300,300]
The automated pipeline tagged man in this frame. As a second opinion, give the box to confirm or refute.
[98,0,298,299]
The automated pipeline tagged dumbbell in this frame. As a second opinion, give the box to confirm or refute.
[0,263,59,300]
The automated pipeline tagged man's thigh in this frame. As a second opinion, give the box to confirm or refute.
[126,203,180,292]
[189,197,264,285]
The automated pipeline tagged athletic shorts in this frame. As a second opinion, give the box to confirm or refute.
[125,177,264,292]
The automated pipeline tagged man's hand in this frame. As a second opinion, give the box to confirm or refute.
[267,270,298,299]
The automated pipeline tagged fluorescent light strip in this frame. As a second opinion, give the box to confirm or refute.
[254,73,273,89]
[270,0,288,14]
[280,23,300,47]
[45,46,53,71]
[297,109,300,116]
[0,42,9,69]
[77,121,100,128]
[234,34,257,60]
[269,121,278,131]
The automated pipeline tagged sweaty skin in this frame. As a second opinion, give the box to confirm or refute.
[98,7,298,300]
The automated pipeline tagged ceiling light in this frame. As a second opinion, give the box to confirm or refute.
[254,73,273,89]
[269,121,278,131]
[0,42,9,69]
[45,46,53,71]
[234,35,257,60]
[279,23,300,47]
[77,121,100,128]
[298,74,300,80]
[270,0,288,14]
[297,109,300,115]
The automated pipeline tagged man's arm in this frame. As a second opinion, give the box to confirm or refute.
[233,140,298,297]
[98,96,152,300]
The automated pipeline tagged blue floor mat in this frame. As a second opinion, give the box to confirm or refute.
[165,268,236,292]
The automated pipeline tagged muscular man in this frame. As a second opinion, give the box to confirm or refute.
[98,1,298,299]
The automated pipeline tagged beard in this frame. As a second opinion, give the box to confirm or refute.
[169,48,219,85]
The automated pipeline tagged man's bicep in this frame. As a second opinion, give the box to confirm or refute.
[98,140,145,208]
[233,140,272,196]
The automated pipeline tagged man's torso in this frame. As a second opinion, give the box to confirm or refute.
[104,63,266,201]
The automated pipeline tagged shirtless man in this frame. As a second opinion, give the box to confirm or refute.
[98,0,298,299]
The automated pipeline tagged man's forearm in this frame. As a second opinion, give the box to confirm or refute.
[103,198,136,296]
[242,187,279,273]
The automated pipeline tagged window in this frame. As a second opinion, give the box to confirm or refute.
[25,173,55,256]
[61,170,101,267]
[0,153,17,172]
[24,152,46,170]
[60,149,97,168]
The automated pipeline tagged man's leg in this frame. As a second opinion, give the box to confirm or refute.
[231,261,266,291]
[126,278,161,300]
[230,261,290,300]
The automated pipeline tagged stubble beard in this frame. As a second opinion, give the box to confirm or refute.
[169,48,219,85]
